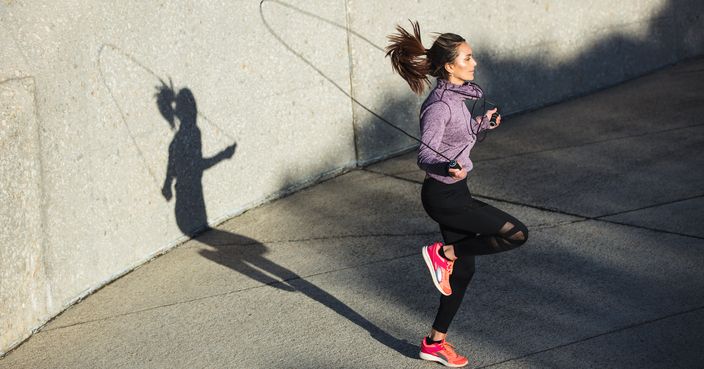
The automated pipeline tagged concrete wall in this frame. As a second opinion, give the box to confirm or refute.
[1,0,701,355]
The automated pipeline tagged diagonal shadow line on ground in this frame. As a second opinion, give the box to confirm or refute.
[186,231,438,248]
[593,193,704,219]
[587,219,704,241]
[670,67,704,75]
[474,121,704,164]
[473,192,704,240]
[362,169,704,240]
[41,250,424,333]
[532,217,704,240]
[474,193,704,240]
[475,304,704,369]
[475,192,704,240]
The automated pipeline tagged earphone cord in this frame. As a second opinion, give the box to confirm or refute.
[466,96,489,143]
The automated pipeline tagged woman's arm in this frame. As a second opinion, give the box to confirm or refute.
[418,102,452,176]
[201,143,236,171]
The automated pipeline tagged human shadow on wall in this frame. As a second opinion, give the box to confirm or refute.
[155,81,416,357]
[156,81,236,235]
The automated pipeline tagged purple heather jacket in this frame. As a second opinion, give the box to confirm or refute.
[417,79,490,184]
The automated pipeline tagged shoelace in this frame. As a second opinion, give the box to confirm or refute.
[447,260,454,275]
[441,341,459,359]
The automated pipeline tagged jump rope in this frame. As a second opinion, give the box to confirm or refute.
[259,0,500,172]
[98,43,239,188]
[100,1,501,188]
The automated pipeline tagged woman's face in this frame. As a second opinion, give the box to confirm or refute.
[446,42,477,83]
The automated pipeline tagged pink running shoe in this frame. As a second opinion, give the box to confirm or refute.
[419,338,469,367]
[422,242,453,296]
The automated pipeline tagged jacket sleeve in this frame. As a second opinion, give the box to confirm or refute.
[417,102,451,176]
[475,114,491,132]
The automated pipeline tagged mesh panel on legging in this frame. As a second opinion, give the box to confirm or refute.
[421,177,529,333]
[452,220,529,257]
[430,220,528,333]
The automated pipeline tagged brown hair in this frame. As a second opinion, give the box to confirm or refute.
[385,20,466,94]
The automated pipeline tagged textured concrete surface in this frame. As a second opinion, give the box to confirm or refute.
[1,57,703,368]
[2,0,704,357]
[0,77,50,352]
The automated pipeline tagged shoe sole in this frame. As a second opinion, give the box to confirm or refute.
[419,352,468,367]
[422,246,451,296]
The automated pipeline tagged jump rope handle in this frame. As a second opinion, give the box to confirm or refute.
[488,106,501,128]
[448,160,462,173]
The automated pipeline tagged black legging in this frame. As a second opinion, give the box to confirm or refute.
[421,176,529,333]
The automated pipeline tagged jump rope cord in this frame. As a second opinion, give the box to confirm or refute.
[98,43,161,188]
[464,88,491,143]
[101,1,490,182]
[259,0,496,161]
[99,43,238,141]
[259,0,475,162]
[98,43,240,189]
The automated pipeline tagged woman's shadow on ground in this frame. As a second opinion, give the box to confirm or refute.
[156,81,416,357]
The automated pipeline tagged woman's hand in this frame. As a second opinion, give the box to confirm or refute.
[448,167,467,180]
[161,183,173,201]
[484,108,501,129]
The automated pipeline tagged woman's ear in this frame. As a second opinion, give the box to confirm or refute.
[444,62,455,76]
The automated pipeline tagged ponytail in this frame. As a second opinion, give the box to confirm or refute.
[385,20,430,95]
[386,20,466,95]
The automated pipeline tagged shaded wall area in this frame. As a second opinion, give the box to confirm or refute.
[346,0,704,163]
[1,0,702,355]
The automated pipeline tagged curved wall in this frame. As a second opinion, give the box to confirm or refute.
[1,0,702,355]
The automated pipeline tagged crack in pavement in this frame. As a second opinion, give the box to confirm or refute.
[476,305,704,368]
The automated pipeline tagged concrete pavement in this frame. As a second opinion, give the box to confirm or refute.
[1,57,703,368]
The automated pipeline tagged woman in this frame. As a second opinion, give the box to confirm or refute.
[386,21,529,367]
